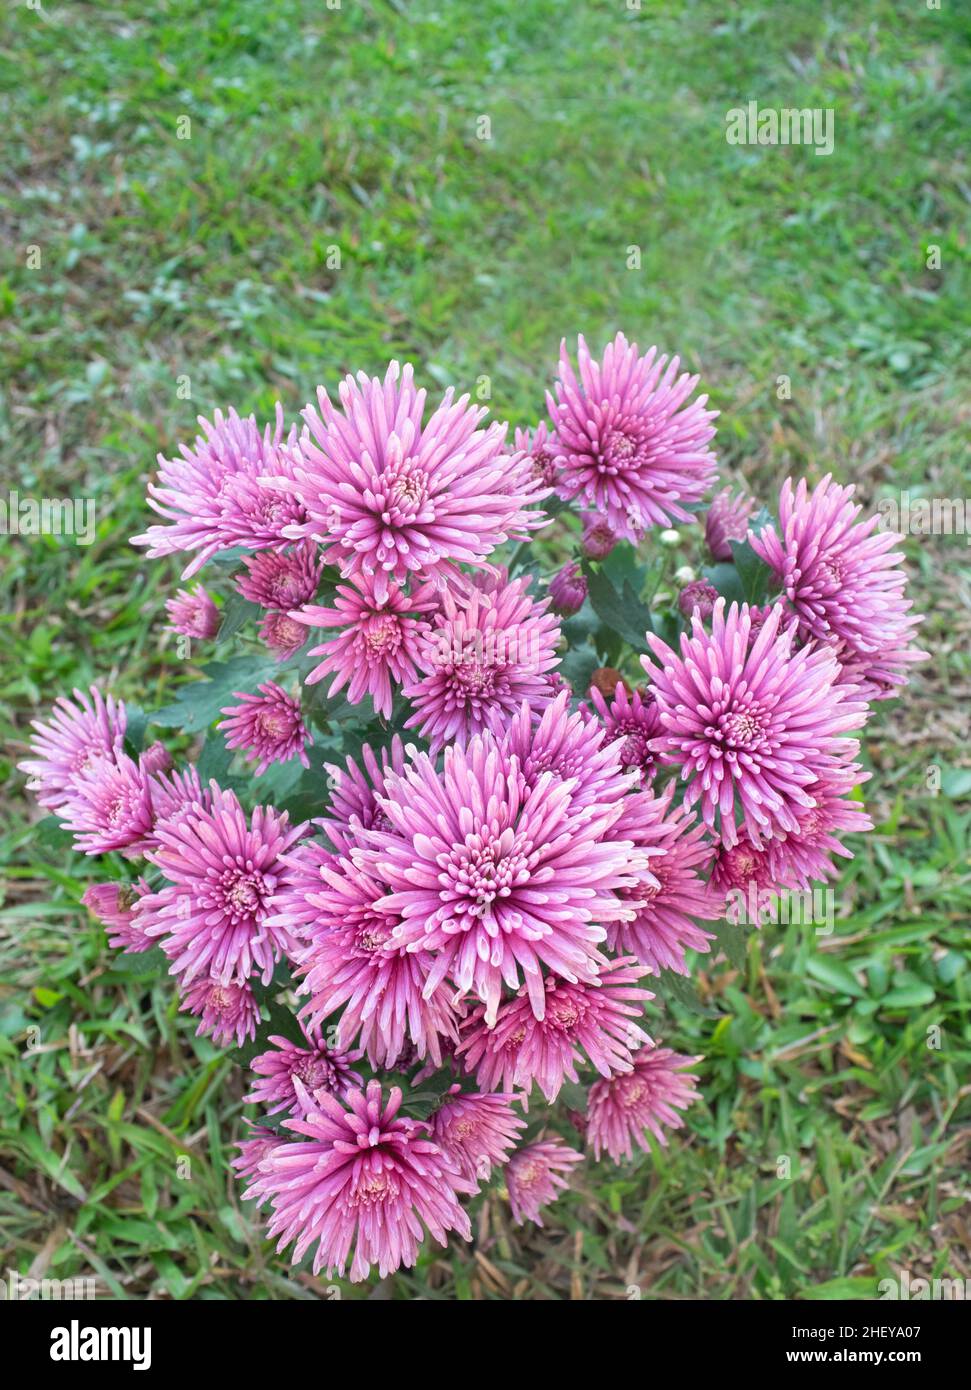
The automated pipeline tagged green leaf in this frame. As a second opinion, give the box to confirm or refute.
[108,946,170,978]
[880,983,935,1009]
[150,655,281,733]
[806,956,865,998]
[581,560,654,648]
[656,970,721,1017]
[713,918,748,971]
[728,537,773,605]
[216,592,261,641]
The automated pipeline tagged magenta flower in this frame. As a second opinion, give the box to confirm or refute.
[514,420,559,488]
[705,487,756,562]
[581,510,618,559]
[179,974,260,1047]
[247,1027,361,1115]
[358,735,647,1023]
[678,578,718,620]
[232,1124,280,1183]
[549,560,588,616]
[607,787,722,976]
[588,682,661,780]
[428,1085,526,1186]
[505,1137,583,1227]
[218,682,311,776]
[146,764,212,833]
[81,880,154,952]
[60,753,155,857]
[258,608,310,660]
[403,575,561,751]
[547,333,718,541]
[140,786,307,985]
[298,574,437,720]
[140,742,172,776]
[642,599,868,848]
[18,686,127,811]
[290,857,460,1069]
[277,361,548,599]
[322,736,406,848]
[132,405,306,578]
[764,768,873,889]
[235,542,323,609]
[264,838,338,945]
[241,1081,473,1281]
[501,689,634,812]
[165,584,221,640]
[457,958,654,1104]
[748,475,928,700]
[586,1046,700,1162]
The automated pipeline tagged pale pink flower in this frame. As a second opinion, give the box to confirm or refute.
[19,686,127,811]
[548,333,718,541]
[165,584,221,639]
[586,1046,700,1162]
[298,574,437,720]
[241,1081,473,1281]
[218,682,311,775]
[505,1137,583,1226]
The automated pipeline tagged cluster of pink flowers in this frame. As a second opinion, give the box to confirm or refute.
[19,334,926,1285]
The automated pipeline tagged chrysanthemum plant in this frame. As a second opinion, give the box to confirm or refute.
[21,334,926,1284]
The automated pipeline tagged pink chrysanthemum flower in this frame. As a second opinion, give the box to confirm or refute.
[165,584,221,640]
[764,768,873,890]
[607,786,722,976]
[358,735,648,1023]
[264,838,338,945]
[580,509,618,559]
[258,608,310,660]
[502,690,635,813]
[403,575,561,751]
[275,362,548,600]
[586,1046,700,1163]
[748,474,928,700]
[428,1085,526,1186]
[298,575,437,720]
[179,974,260,1047]
[505,1137,583,1227]
[705,487,757,563]
[59,753,155,857]
[247,1027,361,1115]
[588,682,661,781]
[642,599,868,849]
[242,1081,473,1281]
[132,405,307,578]
[457,958,654,1104]
[514,420,559,488]
[81,880,154,952]
[218,682,311,776]
[147,764,212,833]
[547,333,719,542]
[140,742,172,776]
[319,737,406,853]
[678,578,718,620]
[290,857,460,1069]
[235,541,323,609]
[139,786,307,985]
[232,1124,280,1183]
[709,840,786,923]
[18,686,127,811]
[549,559,587,616]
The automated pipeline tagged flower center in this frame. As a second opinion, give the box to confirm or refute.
[362,612,402,659]
[221,867,267,920]
[718,706,768,750]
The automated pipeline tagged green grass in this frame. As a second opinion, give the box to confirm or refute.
[1,0,969,1299]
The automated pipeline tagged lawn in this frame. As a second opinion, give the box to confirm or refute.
[1,0,969,1299]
